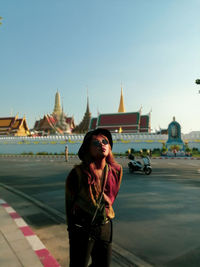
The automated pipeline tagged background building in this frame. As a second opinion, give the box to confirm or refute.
[73,96,91,134]
[33,91,75,135]
[89,88,151,133]
[0,115,30,136]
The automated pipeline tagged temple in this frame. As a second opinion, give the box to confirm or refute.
[0,115,30,136]
[33,91,75,135]
[89,88,151,133]
[73,96,92,133]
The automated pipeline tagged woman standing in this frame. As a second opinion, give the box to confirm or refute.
[65,128,122,267]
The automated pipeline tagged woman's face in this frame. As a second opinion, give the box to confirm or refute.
[90,134,110,159]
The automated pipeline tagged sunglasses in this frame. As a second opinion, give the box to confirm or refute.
[91,139,109,147]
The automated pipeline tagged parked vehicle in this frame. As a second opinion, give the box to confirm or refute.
[128,155,152,175]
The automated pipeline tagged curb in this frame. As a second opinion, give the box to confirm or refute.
[152,157,200,160]
[0,154,77,159]
[0,183,65,224]
[112,243,154,267]
[0,198,60,267]
[0,154,200,160]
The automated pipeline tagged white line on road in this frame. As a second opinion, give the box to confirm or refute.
[189,163,199,167]
[153,174,179,177]
[168,162,177,166]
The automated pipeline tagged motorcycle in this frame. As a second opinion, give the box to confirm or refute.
[128,155,152,175]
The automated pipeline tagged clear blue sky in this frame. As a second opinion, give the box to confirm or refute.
[1,0,200,133]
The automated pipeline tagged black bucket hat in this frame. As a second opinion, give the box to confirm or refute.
[78,128,113,161]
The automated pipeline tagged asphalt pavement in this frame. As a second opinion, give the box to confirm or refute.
[0,156,200,266]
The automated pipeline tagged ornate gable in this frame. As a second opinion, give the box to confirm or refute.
[139,115,150,133]
[0,116,29,136]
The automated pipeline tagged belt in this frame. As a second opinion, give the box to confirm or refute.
[74,218,110,228]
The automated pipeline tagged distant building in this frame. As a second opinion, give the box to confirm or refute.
[33,91,75,135]
[89,88,151,133]
[156,128,168,135]
[73,96,92,133]
[0,115,30,136]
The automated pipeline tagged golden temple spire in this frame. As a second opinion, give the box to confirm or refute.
[118,86,126,113]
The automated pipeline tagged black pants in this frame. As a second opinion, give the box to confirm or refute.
[68,221,112,267]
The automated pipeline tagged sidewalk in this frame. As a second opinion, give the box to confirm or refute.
[0,198,60,267]
[0,195,151,267]
[0,198,124,267]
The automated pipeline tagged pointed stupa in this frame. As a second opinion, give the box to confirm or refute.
[73,94,92,133]
[59,103,68,131]
[53,90,62,118]
[118,87,126,112]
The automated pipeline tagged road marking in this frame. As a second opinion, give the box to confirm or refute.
[153,174,179,177]
[168,162,177,166]
[189,163,199,167]
[197,169,200,174]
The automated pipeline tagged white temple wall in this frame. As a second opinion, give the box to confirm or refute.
[0,133,200,154]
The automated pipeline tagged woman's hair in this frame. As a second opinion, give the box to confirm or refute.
[80,134,120,197]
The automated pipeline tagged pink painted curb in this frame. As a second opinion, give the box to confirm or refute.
[0,198,60,267]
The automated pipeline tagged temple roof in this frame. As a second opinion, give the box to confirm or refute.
[97,112,140,127]
[89,111,151,133]
[0,116,29,135]
[0,117,16,128]
[12,119,21,129]
[88,88,151,133]
[139,114,151,132]
[46,115,56,126]
[140,115,149,128]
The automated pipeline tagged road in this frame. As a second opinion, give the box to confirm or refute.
[0,156,200,266]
